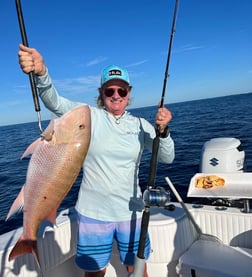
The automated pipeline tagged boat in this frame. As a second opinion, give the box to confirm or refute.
[1,137,252,277]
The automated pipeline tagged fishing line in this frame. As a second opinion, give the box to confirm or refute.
[15,0,43,133]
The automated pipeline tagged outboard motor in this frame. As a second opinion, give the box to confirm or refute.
[200,137,245,173]
[200,137,247,210]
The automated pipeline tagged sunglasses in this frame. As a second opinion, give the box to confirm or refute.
[103,87,128,98]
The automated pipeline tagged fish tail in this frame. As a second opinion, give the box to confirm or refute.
[9,237,40,267]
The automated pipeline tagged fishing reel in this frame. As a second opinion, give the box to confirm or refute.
[143,187,175,211]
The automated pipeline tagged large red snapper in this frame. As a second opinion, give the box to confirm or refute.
[6,104,91,265]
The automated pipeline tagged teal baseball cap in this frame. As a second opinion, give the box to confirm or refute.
[100,65,130,86]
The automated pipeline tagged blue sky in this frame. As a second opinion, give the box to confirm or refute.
[0,0,251,126]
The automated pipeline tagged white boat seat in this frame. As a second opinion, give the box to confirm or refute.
[176,239,252,277]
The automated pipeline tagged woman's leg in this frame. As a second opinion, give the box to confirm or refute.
[127,264,148,277]
[76,214,114,274]
[116,218,151,277]
[84,268,106,277]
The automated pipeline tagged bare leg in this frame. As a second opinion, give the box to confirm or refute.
[85,268,106,277]
[127,264,148,277]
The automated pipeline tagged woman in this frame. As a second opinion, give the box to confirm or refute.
[18,44,175,277]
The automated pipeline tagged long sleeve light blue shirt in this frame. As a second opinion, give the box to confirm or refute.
[35,69,175,221]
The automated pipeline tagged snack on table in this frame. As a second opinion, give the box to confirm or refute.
[195,175,225,189]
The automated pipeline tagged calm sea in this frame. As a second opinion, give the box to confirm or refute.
[1,93,252,235]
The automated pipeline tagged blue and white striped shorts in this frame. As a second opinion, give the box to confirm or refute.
[75,213,151,272]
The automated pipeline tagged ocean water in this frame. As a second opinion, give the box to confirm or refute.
[1,92,252,235]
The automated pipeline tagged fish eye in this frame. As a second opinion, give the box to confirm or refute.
[79,124,85,129]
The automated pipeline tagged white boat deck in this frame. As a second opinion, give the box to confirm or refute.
[1,203,252,276]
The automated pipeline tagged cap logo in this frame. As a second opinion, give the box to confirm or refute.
[108,69,122,76]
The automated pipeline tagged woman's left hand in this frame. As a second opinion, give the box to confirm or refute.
[155,107,172,133]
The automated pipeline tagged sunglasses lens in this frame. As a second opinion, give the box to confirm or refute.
[104,88,114,97]
[104,88,128,97]
[117,88,128,97]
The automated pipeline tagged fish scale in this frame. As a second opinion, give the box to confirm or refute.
[6,105,91,267]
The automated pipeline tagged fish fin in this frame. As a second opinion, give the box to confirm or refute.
[9,237,40,268]
[42,116,56,141]
[45,207,58,225]
[6,185,25,221]
[20,138,42,159]
[20,117,56,160]
[20,118,55,160]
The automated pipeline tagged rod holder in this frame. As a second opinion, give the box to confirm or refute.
[242,199,250,213]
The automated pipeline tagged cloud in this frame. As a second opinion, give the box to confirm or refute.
[174,44,204,53]
[54,75,100,95]
[126,60,148,67]
[85,56,108,66]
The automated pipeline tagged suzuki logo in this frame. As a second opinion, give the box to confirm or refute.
[209,157,219,166]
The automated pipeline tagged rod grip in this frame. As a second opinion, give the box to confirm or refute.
[137,208,150,259]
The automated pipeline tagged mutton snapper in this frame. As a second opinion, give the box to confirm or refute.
[6,104,91,265]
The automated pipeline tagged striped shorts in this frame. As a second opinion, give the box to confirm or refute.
[75,213,151,272]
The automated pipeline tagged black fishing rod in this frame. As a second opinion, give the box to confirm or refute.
[131,1,180,276]
[148,0,179,189]
[159,0,179,109]
[15,0,43,133]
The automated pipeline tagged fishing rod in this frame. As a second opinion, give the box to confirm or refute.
[131,1,180,276]
[15,0,43,133]
[148,0,179,189]
[159,0,179,109]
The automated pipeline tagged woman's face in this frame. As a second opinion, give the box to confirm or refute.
[101,79,131,116]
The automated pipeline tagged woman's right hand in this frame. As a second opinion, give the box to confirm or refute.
[18,44,46,76]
